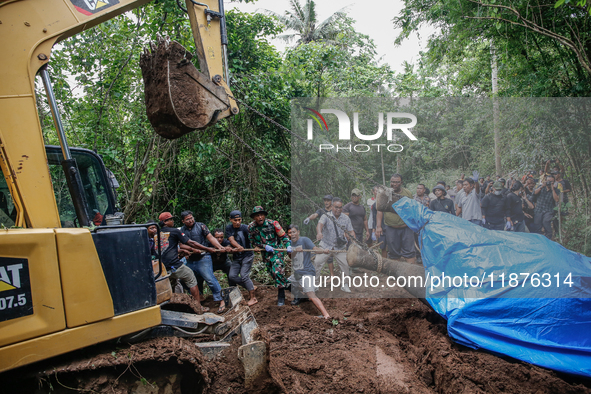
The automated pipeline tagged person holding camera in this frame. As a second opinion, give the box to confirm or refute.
[505,180,533,233]
[531,175,561,240]
[316,197,355,292]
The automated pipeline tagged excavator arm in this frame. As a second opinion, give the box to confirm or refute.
[0,0,247,376]
[0,0,237,228]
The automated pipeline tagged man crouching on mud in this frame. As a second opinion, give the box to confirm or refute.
[248,206,292,306]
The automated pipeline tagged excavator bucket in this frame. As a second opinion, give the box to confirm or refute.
[140,37,233,140]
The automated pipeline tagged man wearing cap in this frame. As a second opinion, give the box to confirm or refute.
[481,182,507,230]
[429,185,455,215]
[428,181,445,201]
[376,174,416,264]
[248,206,292,306]
[303,194,333,224]
[180,210,228,313]
[343,188,369,243]
[226,210,257,306]
[158,212,209,313]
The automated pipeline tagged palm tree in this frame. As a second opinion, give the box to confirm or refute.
[264,0,349,46]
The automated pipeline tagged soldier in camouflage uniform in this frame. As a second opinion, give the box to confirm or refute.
[248,206,292,305]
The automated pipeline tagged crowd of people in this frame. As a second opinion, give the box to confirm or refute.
[147,160,571,318]
[416,158,570,241]
[303,159,571,268]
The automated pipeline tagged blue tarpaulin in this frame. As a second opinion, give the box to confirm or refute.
[393,197,591,377]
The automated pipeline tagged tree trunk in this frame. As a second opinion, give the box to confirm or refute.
[347,243,426,299]
[491,40,502,176]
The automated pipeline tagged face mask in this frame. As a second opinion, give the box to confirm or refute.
[494,190,502,196]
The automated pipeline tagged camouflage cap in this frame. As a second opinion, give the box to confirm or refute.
[493,181,503,190]
[351,188,362,196]
[250,206,268,218]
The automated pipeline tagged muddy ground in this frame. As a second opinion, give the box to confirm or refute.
[2,281,591,393]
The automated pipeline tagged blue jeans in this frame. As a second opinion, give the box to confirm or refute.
[469,219,483,227]
[186,254,222,301]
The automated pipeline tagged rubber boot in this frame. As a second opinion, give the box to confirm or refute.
[277,287,285,306]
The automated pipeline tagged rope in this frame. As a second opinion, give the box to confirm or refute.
[376,251,384,274]
[240,248,347,254]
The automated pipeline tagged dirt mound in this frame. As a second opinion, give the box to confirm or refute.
[2,286,590,393]
[233,287,591,394]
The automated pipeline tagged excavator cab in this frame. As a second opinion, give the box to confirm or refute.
[45,146,118,228]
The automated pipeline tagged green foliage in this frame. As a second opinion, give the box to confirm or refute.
[555,0,591,15]
[263,0,348,46]
[393,0,591,96]
[559,210,591,256]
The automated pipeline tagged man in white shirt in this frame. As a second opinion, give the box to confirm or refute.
[316,198,356,292]
[456,172,483,226]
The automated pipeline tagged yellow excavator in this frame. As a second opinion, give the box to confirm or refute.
[0,0,263,384]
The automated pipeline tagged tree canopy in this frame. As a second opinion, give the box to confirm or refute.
[35,0,591,255]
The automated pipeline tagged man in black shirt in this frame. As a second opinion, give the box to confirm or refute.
[147,220,158,258]
[180,210,228,313]
[343,188,369,242]
[226,210,257,306]
[498,178,510,196]
[505,181,533,233]
[524,178,536,231]
[481,182,507,230]
[303,194,333,224]
[429,185,455,215]
[158,212,209,313]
